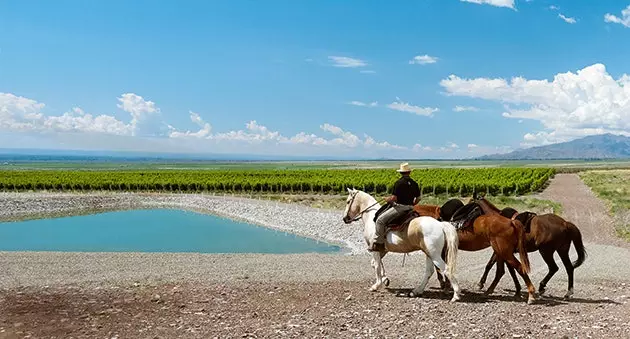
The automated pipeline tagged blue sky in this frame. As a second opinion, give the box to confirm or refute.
[1,0,630,159]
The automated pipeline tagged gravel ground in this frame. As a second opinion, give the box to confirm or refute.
[1,180,630,338]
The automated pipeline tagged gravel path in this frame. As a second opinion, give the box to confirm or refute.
[2,189,630,337]
[538,173,629,248]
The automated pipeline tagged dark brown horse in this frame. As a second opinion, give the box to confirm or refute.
[432,196,537,304]
[476,206,587,299]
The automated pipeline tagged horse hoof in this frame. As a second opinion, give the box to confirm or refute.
[477,283,484,291]
[513,292,523,299]
[450,295,461,303]
[369,284,380,292]
[527,296,536,305]
[383,278,390,287]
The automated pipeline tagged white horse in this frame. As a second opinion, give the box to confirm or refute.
[342,188,462,302]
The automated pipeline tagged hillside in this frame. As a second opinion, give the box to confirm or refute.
[478,133,630,160]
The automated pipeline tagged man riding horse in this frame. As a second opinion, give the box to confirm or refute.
[369,162,421,252]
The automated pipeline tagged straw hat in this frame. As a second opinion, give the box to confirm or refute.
[396,162,412,173]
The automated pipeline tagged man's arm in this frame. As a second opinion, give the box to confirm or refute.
[385,180,402,203]
[412,182,421,205]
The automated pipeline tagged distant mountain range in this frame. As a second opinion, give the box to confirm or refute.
[479,133,630,160]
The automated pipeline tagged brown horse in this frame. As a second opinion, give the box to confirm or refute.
[476,207,587,299]
[432,195,537,304]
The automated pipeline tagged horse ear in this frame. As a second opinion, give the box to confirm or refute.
[347,187,353,193]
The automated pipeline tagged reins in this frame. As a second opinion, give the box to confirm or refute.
[350,201,381,222]
[346,192,383,222]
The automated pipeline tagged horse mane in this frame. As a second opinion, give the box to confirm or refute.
[476,197,502,214]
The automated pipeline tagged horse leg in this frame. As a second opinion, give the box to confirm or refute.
[409,255,436,298]
[436,245,450,290]
[537,248,559,296]
[506,263,522,298]
[369,251,386,291]
[504,254,537,304]
[557,247,575,299]
[484,258,505,296]
[478,252,498,291]
[370,252,390,286]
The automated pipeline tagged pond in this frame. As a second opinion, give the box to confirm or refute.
[0,209,342,254]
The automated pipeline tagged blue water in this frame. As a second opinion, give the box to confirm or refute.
[0,209,341,254]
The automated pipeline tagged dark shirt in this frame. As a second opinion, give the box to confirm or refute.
[392,176,420,205]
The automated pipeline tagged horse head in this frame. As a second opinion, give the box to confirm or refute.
[342,187,362,224]
[342,188,380,224]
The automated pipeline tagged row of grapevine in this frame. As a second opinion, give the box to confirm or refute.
[0,168,555,196]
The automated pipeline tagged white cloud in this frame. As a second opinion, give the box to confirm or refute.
[448,142,459,149]
[558,13,577,24]
[453,105,480,112]
[409,55,438,65]
[0,93,133,136]
[413,144,432,152]
[347,101,378,107]
[549,5,559,10]
[169,111,212,139]
[605,5,630,28]
[468,144,478,149]
[460,0,515,9]
[360,70,376,74]
[440,63,630,146]
[328,56,367,68]
[116,93,159,117]
[387,98,438,117]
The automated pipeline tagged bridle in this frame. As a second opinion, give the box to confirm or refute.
[345,191,382,223]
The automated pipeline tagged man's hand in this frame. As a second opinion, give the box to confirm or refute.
[385,195,397,203]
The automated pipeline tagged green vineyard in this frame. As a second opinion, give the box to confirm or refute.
[0,168,555,196]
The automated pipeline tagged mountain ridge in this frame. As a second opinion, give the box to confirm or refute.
[478,133,630,160]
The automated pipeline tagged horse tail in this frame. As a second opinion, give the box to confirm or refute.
[567,221,587,268]
[512,219,531,274]
[441,221,459,278]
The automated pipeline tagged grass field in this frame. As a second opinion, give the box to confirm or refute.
[580,170,630,240]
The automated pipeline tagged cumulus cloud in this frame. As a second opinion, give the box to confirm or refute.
[558,14,577,24]
[605,5,630,28]
[387,98,438,117]
[0,93,132,135]
[168,111,212,139]
[413,144,432,152]
[409,55,438,65]
[440,63,630,146]
[327,56,367,68]
[460,0,515,9]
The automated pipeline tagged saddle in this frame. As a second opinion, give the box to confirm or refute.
[386,210,421,232]
[449,202,482,230]
[373,203,421,232]
[500,208,537,233]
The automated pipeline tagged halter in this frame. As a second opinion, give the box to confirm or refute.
[346,191,381,223]
[510,211,519,220]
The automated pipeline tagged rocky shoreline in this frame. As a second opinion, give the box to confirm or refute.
[0,191,366,254]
